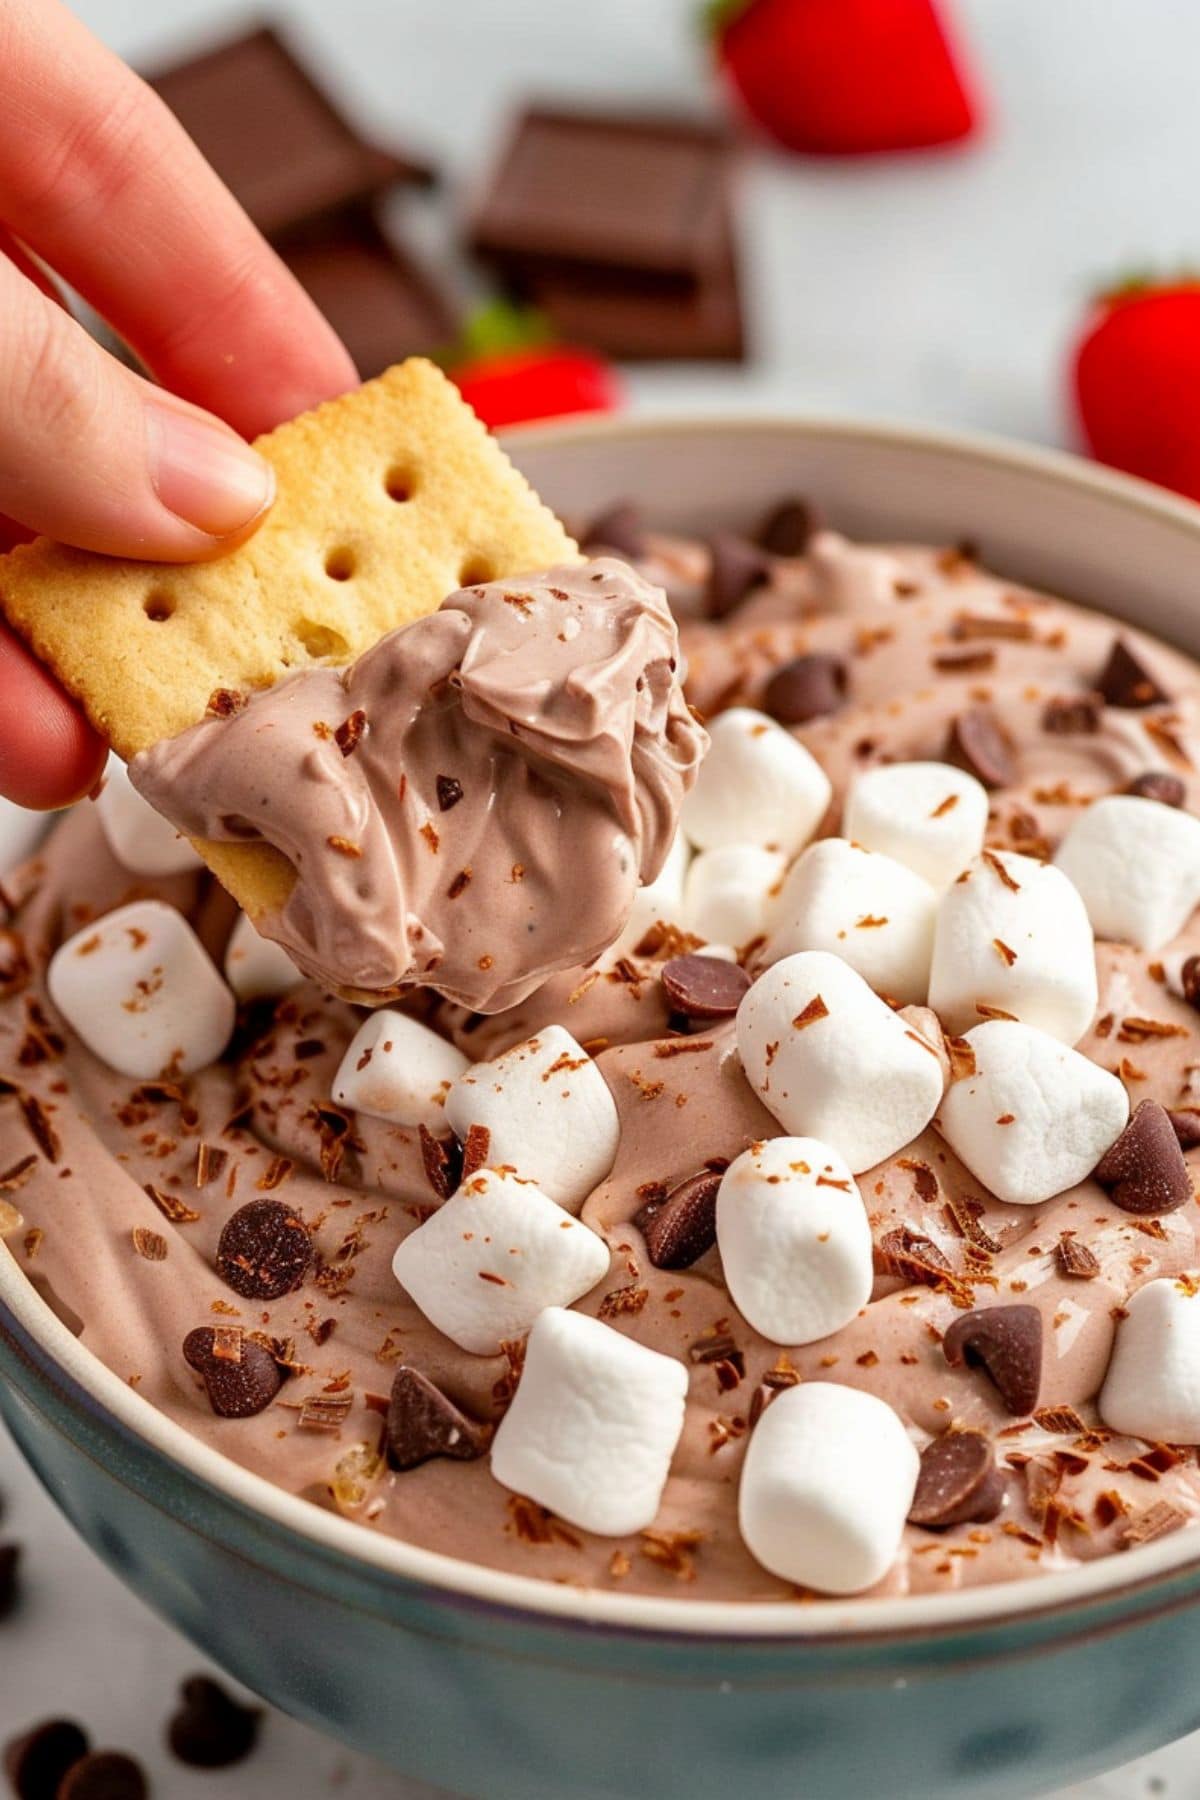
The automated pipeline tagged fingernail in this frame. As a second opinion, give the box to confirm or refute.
[146,403,275,538]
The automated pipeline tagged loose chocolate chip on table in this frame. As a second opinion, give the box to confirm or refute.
[660,954,751,1021]
[944,708,1016,790]
[0,1541,20,1620]
[761,653,848,726]
[168,1674,262,1769]
[1093,1099,1193,1215]
[756,496,818,557]
[1041,692,1102,734]
[908,1428,1005,1529]
[942,1304,1042,1416]
[3,1719,89,1800]
[183,1327,283,1419]
[385,1366,492,1471]
[704,533,773,618]
[1096,637,1169,709]
[635,1169,722,1269]
[57,1751,148,1800]
[216,1198,312,1300]
[580,501,646,560]
[1124,769,1186,807]
[1168,1107,1200,1151]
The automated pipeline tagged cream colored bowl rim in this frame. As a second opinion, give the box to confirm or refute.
[7,410,1200,1642]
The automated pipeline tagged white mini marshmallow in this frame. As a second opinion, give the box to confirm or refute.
[47,899,234,1079]
[683,845,785,949]
[333,1009,469,1131]
[767,838,937,1004]
[681,708,831,856]
[1100,1278,1200,1443]
[490,1306,687,1535]
[392,1170,610,1356]
[843,761,989,892]
[1055,794,1200,952]
[608,828,690,959]
[936,1019,1128,1206]
[716,1138,873,1345]
[223,912,302,1001]
[95,756,202,877]
[0,797,48,875]
[736,950,942,1173]
[929,849,1097,1043]
[444,1024,619,1215]
[739,1383,919,1595]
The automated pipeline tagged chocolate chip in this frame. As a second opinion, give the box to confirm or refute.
[334,708,367,756]
[756,496,818,557]
[385,1366,492,1471]
[944,708,1016,789]
[1125,770,1186,807]
[1168,1108,1200,1151]
[635,1169,721,1269]
[216,1198,312,1300]
[3,1719,89,1799]
[580,501,646,560]
[1097,637,1169,709]
[1181,955,1200,1011]
[660,954,751,1021]
[0,1542,20,1620]
[1093,1099,1192,1215]
[168,1675,262,1769]
[761,653,848,726]
[942,1304,1042,1415]
[1041,693,1102,734]
[908,1429,1005,1528]
[704,533,772,618]
[183,1327,283,1419]
[436,774,464,812]
[57,1751,148,1800]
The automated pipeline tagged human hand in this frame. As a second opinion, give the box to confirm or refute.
[0,0,358,809]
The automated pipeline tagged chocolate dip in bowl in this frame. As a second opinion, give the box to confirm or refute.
[6,417,1200,1799]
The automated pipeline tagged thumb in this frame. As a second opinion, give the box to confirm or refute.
[0,254,274,559]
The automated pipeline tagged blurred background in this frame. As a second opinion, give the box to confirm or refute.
[5,0,1200,1794]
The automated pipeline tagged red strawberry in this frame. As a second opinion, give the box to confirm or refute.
[710,0,982,156]
[449,347,620,431]
[1072,282,1200,503]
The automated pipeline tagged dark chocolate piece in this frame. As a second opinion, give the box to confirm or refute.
[168,1676,262,1769]
[4,1720,89,1800]
[908,1429,1004,1528]
[0,1541,20,1620]
[1124,770,1186,807]
[58,1752,148,1800]
[216,1199,312,1300]
[1181,955,1200,1010]
[183,1327,283,1419]
[1097,638,1169,709]
[522,241,745,362]
[580,502,647,559]
[436,775,464,812]
[942,1304,1042,1415]
[762,653,848,725]
[660,954,751,1020]
[635,1169,721,1269]
[756,497,818,557]
[1093,1100,1192,1215]
[944,708,1016,789]
[385,1367,491,1471]
[1056,1234,1101,1279]
[282,214,458,379]
[1168,1108,1200,1151]
[1041,693,1102,735]
[705,533,772,618]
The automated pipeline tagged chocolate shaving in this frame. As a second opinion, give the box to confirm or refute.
[1042,692,1103,734]
[875,1225,955,1289]
[1097,637,1169,709]
[18,1093,60,1163]
[132,1227,169,1262]
[0,1153,37,1192]
[598,1284,650,1318]
[144,1183,202,1224]
[205,687,247,718]
[334,709,367,756]
[418,1123,461,1200]
[460,1123,492,1181]
[1056,1233,1101,1279]
[255,1155,294,1191]
[1120,1501,1187,1547]
[195,1143,228,1188]
[1033,1404,1086,1435]
[298,1392,354,1432]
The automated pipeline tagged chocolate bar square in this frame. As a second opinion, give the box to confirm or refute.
[523,238,746,363]
[281,214,458,379]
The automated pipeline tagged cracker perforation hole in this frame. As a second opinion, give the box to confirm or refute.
[143,590,176,622]
[294,619,350,662]
[324,546,356,582]
[384,465,415,503]
[458,555,495,588]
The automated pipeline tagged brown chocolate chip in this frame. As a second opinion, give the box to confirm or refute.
[385,1366,492,1471]
[581,501,646,560]
[761,653,848,726]
[660,954,751,1021]
[216,1198,312,1300]
[57,1751,148,1800]
[1041,693,1102,735]
[756,496,818,557]
[942,1304,1042,1415]
[436,774,464,812]
[1180,955,1200,1011]
[1093,1099,1193,1215]
[1097,637,1169,709]
[334,709,367,756]
[168,1675,262,1769]
[0,1542,20,1620]
[1125,770,1186,807]
[1168,1108,1200,1151]
[944,708,1016,790]
[908,1429,1005,1528]
[704,533,772,618]
[4,1719,89,1799]
[635,1169,721,1269]
[183,1327,283,1419]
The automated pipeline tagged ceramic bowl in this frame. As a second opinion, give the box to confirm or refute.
[5,416,1200,1800]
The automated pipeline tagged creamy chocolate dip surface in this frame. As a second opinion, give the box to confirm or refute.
[5,521,1200,1602]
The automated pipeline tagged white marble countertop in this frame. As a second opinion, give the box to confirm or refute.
[7,0,1200,1793]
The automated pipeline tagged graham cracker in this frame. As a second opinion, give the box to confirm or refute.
[0,357,578,931]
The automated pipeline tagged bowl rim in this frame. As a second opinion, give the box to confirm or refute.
[8,407,1200,1643]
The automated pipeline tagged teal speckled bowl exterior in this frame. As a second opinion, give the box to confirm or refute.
[7,416,1200,1799]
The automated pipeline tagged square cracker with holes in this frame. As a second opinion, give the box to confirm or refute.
[0,356,578,929]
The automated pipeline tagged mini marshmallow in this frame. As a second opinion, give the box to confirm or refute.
[683,845,785,949]
[1055,794,1200,952]
[736,950,942,1172]
[1100,1278,1200,1443]
[608,828,690,959]
[223,912,302,1001]
[936,1019,1129,1206]
[681,708,831,857]
[490,1306,687,1535]
[767,838,937,1004]
[739,1382,919,1595]
[333,1009,469,1131]
[47,899,234,1079]
[444,1024,619,1215]
[95,756,202,877]
[843,761,989,892]
[929,849,1097,1043]
[0,797,48,876]
[716,1137,873,1345]
[392,1169,610,1356]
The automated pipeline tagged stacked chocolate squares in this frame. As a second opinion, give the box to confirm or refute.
[148,24,458,377]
